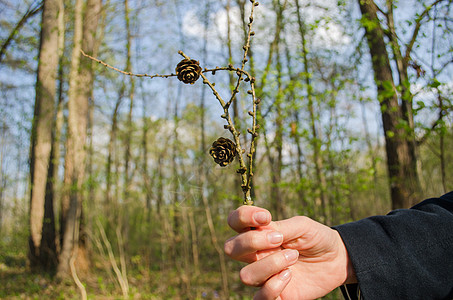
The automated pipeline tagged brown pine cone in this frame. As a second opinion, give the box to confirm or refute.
[209,137,237,167]
[175,59,202,84]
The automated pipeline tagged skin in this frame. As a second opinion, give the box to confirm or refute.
[224,205,357,300]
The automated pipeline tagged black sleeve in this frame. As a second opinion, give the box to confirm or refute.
[334,191,453,300]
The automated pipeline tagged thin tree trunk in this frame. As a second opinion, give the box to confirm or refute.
[106,98,121,208]
[141,94,152,217]
[188,208,199,275]
[58,0,85,278]
[0,125,5,235]
[119,0,135,269]
[271,1,285,219]
[284,39,307,210]
[123,0,135,203]
[295,0,329,222]
[53,0,65,249]
[360,98,379,205]
[198,1,228,291]
[29,0,60,270]
[58,0,101,277]
[201,190,229,297]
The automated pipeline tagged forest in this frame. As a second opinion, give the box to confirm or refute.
[0,0,452,298]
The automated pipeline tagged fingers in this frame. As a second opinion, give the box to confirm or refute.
[224,230,284,262]
[228,206,272,232]
[239,248,299,287]
[253,269,292,300]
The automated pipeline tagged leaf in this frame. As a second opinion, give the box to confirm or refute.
[386,130,395,138]
[429,78,441,89]
[381,80,396,98]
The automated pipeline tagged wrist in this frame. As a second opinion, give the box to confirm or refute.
[344,251,357,284]
[335,230,357,285]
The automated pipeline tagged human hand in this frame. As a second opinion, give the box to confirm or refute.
[224,205,356,300]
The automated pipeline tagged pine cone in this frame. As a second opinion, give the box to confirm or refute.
[175,59,202,84]
[209,137,237,167]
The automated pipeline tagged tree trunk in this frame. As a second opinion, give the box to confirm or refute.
[295,0,329,221]
[39,0,65,273]
[123,0,135,203]
[58,0,102,277]
[29,0,60,271]
[105,98,121,208]
[270,17,284,220]
[0,126,5,235]
[358,0,420,209]
[141,94,152,216]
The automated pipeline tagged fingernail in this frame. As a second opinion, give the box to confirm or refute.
[267,232,283,244]
[279,269,291,281]
[254,211,269,224]
[284,249,299,262]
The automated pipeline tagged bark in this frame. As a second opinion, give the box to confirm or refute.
[58,0,102,277]
[29,0,60,270]
[284,38,307,207]
[58,0,85,277]
[358,0,420,208]
[39,0,65,273]
[142,96,152,216]
[0,126,5,235]
[271,2,285,220]
[105,98,122,207]
[119,0,135,265]
[123,0,135,202]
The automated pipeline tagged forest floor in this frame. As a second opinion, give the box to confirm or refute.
[0,249,251,299]
[0,249,344,299]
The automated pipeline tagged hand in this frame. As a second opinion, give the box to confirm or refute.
[224,205,356,300]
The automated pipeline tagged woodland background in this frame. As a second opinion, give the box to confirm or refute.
[0,0,452,299]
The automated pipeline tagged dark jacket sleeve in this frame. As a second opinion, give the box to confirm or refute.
[334,191,453,300]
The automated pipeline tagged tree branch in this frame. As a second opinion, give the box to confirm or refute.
[0,1,43,63]
[405,0,444,62]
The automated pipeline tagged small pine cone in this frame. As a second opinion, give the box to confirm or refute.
[175,59,202,84]
[209,137,237,167]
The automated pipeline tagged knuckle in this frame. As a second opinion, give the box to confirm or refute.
[239,268,256,286]
[237,208,249,225]
[249,232,262,250]
[291,215,309,224]
[224,240,232,256]
[262,279,281,298]
[227,210,235,225]
[239,268,252,285]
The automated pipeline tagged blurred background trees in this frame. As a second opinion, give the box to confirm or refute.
[0,0,452,298]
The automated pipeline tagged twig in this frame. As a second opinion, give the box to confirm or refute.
[179,50,250,200]
[81,0,260,205]
[81,50,253,80]
[116,226,129,296]
[226,0,259,108]
[96,219,129,298]
[81,50,176,79]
